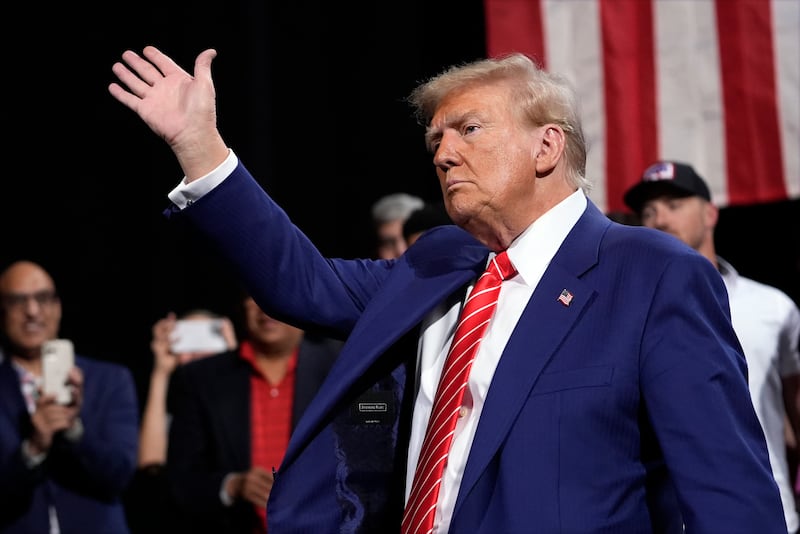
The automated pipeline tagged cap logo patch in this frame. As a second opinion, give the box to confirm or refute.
[642,161,676,182]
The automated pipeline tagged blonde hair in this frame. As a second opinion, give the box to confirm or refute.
[407,53,590,192]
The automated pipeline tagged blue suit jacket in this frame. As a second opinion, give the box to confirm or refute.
[169,163,785,533]
[0,352,139,534]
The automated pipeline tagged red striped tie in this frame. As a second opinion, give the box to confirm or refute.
[402,250,516,534]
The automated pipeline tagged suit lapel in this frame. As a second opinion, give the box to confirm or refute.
[281,229,489,471]
[455,201,609,508]
[0,358,26,420]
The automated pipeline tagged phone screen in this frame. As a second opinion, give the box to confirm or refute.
[170,319,228,354]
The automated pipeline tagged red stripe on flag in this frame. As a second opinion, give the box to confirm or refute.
[601,0,659,213]
[484,0,546,66]
[716,0,786,205]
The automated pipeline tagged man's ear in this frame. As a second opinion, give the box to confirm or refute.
[534,125,565,174]
[704,200,719,228]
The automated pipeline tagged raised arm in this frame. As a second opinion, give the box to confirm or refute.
[137,313,180,467]
[108,46,228,181]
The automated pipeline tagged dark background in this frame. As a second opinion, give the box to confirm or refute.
[3,1,798,401]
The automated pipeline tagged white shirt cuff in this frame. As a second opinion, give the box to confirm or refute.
[167,149,239,209]
[21,439,47,468]
[64,417,84,442]
[219,472,237,506]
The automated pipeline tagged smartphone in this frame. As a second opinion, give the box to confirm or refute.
[170,318,228,354]
[41,339,75,404]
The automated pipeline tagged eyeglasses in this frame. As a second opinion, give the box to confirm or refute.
[0,290,59,312]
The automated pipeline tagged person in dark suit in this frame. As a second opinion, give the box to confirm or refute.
[124,308,238,534]
[109,47,785,532]
[165,294,340,533]
[0,260,138,533]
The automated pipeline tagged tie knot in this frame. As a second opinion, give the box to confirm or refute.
[488,250,516,281]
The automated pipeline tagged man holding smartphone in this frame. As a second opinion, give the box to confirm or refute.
[0,260,138,534]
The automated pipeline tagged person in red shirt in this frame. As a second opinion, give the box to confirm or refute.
[165,294,340,533]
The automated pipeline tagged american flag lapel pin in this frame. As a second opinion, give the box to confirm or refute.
[557,289,573,307]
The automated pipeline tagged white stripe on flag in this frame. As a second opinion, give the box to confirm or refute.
[653,0,727,206]
[774,0,800,200]
[543,0,608,211]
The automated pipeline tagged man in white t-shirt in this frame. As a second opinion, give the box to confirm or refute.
[625,160,800,533]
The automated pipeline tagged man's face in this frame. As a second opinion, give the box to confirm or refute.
[639,194,712,251]
[427,83,541,239]
[0,263,62,358]
[243,297,303,354]
[376,219,408,260]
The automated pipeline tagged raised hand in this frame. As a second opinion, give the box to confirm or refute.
[108,46,229,181]
[150,313,181,374]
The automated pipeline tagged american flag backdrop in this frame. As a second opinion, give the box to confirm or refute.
[484,0,800,214]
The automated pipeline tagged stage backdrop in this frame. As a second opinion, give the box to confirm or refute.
[484,0,799,214]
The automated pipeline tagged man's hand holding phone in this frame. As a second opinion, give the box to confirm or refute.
[42,339,75,405]
[28,340,83,454]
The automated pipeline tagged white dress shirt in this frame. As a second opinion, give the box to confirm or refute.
[719,257,800,533]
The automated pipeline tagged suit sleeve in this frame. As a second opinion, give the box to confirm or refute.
[640,252,785,531]
[176,161,391,339]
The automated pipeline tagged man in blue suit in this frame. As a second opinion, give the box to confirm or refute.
[0,260,139,533]
[109,47,786,532]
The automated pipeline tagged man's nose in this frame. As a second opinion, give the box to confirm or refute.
[433,131,462,170]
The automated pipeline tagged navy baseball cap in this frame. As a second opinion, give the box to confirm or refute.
[623,161,712,213]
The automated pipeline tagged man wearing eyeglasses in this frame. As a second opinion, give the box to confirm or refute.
[0,260,138,534]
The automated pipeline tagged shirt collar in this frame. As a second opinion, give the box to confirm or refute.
[506,189,586,285]
[717,256,738,288]
[238,339,299,381]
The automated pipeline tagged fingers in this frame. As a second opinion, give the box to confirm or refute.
[108,46,217,113]
[67,366,83,387]
[124,49,167,85]
[108,46,186,102]
[219,318,237,349]
[193,49,218,81]
[142,45,195,77]
[241,467,274,505]
[109,54,157,102]
[66,369,83,408]
[108,79,142,109]
[153,314,177,339]
[139,45,216,81]
[242,485,271,506]
[32,401,74,434]
[151,315,180,372]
